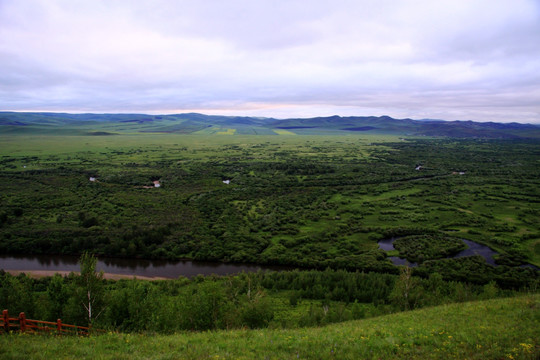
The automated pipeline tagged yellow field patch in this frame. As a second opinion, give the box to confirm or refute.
[273,129,296,135]
[216,128,237,135]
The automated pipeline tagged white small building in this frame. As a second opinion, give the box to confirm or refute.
[153,180,161,188]
[89,177,97,182]
[222,180,230,185]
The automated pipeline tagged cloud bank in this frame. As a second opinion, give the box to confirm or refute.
[1,0,539,122]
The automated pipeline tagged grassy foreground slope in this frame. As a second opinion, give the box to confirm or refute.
[2,295,538,359]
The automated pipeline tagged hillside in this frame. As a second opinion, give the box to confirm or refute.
[1,294,538,359]
[1,111,539,138]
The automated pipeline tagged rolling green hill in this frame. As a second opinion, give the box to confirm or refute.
[1,294,538,359]
[1,111,539,138]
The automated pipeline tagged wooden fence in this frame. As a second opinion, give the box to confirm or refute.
[1,309,97,336]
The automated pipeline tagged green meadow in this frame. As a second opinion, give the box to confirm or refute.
[1,294,538,359]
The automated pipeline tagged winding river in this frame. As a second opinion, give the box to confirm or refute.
[2,238,535,277]
[378,238,499,267]
[0,254,287,279]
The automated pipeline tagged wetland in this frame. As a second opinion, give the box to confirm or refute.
[0,133,539,334]
[1,135,539,287]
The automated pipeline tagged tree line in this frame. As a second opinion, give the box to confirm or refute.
[1,254,536,333]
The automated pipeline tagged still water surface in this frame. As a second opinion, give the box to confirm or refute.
[2,239,534,277]
[0,254,287,278]
[378,238,499,267]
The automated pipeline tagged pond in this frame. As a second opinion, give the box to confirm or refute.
[0,254,288,279]
[378,238,499,267]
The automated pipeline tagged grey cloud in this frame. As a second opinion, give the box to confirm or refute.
[0,0,539,123]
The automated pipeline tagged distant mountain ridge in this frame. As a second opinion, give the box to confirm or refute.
[0,111,539,138]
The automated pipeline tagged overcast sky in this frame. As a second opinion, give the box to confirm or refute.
[1,0,539,123]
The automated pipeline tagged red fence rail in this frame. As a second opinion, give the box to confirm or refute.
[1,309,99,336]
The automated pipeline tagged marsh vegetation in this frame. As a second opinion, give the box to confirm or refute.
[1,135,538,283]
[0,134,539,336]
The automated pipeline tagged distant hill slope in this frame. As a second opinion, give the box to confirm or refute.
[1,111,539,138]
[1,295,538,359]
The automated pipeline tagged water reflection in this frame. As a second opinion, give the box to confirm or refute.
[453,239,498,266]
[378,238,500,267]
[1,254,80,271]
[388,257,418,267]
[377,237,397,251]
[0,254,288,278]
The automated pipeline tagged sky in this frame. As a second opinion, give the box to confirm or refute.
[1,0,539,123]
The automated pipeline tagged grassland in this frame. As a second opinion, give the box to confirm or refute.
[1,132,539,357]
[2,112,539,138]
[216,129,237,135]
[1,294,538,359]
[273,129,297,135]
[1,134,539,287]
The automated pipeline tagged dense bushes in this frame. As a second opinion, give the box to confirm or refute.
[1,263,534,333]
[414,256,539,289]
[393,234,466,263]
[1,138,539,278]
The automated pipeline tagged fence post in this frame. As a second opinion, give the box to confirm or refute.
[57,319,62,335]
[19,312,26,332]
[3,310,8,332]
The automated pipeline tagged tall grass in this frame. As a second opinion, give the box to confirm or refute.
[1,294,538,359]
